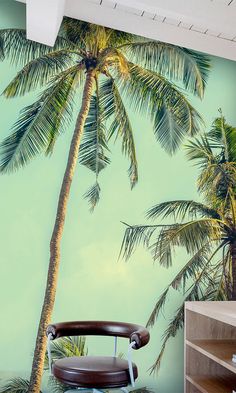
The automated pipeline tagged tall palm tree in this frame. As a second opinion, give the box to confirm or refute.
[0,18,210,392]
[120,114,236,373]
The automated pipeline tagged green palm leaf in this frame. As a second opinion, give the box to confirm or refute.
[61,17,90,48]
[147,200,221,221]
[152,219,222,264]
[149,242,225,373]
[3,50,77,98]
[44,336,87,369]
[119,63,202,154]
[79,92,110,174]
[119,40,210,98]
[149,304,184,374]
[186,135,215,168]
[208,116,236,162]
[0,29,69,65]
[187,128,236,205]
[101,77,138,187]
[45,335,87,392]
[120,223,161,261]
[0,66,81,172]
[0,378,40,393]
[83,181,101,211]
[146,243,211,329]
[79,81,110,210]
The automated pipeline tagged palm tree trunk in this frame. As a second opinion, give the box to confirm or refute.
[231,241,236,300]
[27,71,95,393]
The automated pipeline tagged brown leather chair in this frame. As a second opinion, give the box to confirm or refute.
[46,321,150,392]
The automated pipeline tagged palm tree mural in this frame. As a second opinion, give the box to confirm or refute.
[120,114,236,374]
[0,18,210,392]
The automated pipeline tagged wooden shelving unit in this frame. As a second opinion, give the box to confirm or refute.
[186,374,236,393]
[185,302,236,393]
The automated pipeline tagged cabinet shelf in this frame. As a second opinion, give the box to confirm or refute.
[186,374,236,393]
[185,302,236,393]
[186,339,236,374]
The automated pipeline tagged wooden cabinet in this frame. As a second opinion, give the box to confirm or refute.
[185,302,236,393]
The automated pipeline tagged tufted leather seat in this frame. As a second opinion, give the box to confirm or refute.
[52,356,138,388]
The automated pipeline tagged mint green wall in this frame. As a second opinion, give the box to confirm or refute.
[1,1,236,392]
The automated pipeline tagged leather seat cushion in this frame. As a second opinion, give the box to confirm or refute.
[52,356,138,388]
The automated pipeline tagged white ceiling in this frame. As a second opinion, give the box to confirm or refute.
[16,0,236,61]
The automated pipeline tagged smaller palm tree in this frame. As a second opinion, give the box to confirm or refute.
[0,378,37,393]
[0,336,87,393]
[45,335,88,393]
[120,113,236,373]
[44,335,87,370]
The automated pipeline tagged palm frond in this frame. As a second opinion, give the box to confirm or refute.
[120,223,161,261]
[149,304,184,374]
[45,336,87,369]
[146,243,211,328]
[79,81,110,211]
[45,336,87,392]
[47,376,69,393]
[3,50,77,98]
[107,30,133,47]
[79,92,110,175]
[61,17,92,49]
[0,378,39,393]
[171,244,212,291]
[207,116,236,162]
[185,135,214,167]
[0,29,69,65]
[189,163,236,211]
[84,182,101,211]
[101,77,138,187]
[99,47,129,76]
[202,260,227,301]
[150,243,225,374]
[119,63,202,154]
[0,34,4,61]
[146,287,170,329]
[150,243,226,374]
[147,200,221,221]
[151,219,222,265]
[119,40,210,98]
[0,65,82,172]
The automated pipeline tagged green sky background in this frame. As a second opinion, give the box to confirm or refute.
[1,1,236,392]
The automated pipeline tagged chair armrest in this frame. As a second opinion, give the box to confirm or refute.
[46,320,149,349]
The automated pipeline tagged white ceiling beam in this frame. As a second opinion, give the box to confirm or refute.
[26,0,66,46]
[109,0,236,36]
[65,0,236,61]
[15,0,236,60]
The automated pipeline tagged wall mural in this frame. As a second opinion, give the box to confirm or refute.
[1,1,236,393]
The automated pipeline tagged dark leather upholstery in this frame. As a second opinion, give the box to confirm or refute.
[47,320,150,349]
[47,321,150,388]
[52,356,138,388]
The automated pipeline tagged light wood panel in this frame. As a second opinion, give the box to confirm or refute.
[186,375,236,393]
[185,310,236,341]
[186,339,236,374]
[185,302,236,328]
[186,345,234,378]
[185,302,236,393]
